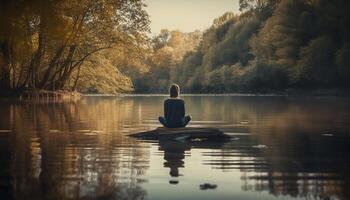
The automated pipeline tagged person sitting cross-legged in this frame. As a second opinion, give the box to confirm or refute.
[159,84,191,128]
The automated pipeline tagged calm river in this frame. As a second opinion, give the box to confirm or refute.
[0,95,350,200]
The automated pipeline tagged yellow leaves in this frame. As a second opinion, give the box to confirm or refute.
[0,0,150,91]
[212,12,237,28]
[45,15,74,42]
[70,49,135,94]
[77,63,134,94]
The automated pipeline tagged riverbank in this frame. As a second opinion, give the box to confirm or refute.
[1,88,350,99]
[120,88,350,97]
[0,90,81,102]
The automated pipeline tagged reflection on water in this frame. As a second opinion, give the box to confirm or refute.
[0,96,350,200]
[160,140,189,179]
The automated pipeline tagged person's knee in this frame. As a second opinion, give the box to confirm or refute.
[183,115,191,127]
[159,116,167,126]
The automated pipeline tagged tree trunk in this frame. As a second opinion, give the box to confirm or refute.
[54,45,76,89]
[26,31,45,90]
[39,46,65,89]
[72,64,82,91]
[0,42,11,90]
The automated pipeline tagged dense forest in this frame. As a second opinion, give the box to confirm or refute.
[134,0,350,93]
[1,0,350,94]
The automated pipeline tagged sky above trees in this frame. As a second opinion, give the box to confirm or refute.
[145,0,240,34]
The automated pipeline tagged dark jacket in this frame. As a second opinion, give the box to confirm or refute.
[164,98,185,128]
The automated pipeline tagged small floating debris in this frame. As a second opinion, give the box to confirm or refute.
[252,144,268,149]
[0,130,12,133]
[240,121,249,124]
[169,180,179,184]
[200,183,217,190]
[322,133,333,137]
[230,137,240,141]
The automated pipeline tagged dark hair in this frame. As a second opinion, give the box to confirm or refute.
[169,84,180,98]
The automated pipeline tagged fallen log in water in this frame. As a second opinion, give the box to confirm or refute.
[129,127,230,141]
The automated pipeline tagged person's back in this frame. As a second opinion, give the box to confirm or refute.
[164,98,185,128]
[159,84,191,128]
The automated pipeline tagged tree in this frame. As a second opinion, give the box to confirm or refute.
[239,0,281,19]
[131,30,202,93]
[0,0,149,91]
[293,36,337,87]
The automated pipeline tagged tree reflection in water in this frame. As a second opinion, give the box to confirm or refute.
[202,132,350,200]
[0,96,350,200]
[0,98,150,200]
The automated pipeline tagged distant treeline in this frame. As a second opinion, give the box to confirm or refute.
[132,0,350,93]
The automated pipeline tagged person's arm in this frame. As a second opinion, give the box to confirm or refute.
[164,100,168,117]
[180,100,185,117]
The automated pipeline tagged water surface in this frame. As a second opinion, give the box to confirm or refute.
[1,95,350,200]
